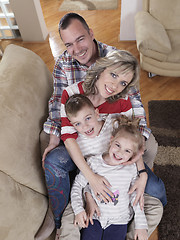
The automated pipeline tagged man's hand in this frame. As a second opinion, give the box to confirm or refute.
[134,229,148,240]
[74,211,88,228]
[88,173,114,203]
[85,192,100,225]
[128,173,148,210]
[42,134,60,169]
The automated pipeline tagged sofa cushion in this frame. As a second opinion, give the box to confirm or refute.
[166,30,180,63]
[135,11,171,60]
[0,44,53,194]
[149,0,180,30]
[0,171,48,240]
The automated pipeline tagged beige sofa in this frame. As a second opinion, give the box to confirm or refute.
[0,44,54,240]
[135,0,180,77]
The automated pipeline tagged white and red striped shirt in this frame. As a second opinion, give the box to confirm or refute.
[61,81,133,142]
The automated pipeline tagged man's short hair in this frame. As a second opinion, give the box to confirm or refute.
[59,13,90,38]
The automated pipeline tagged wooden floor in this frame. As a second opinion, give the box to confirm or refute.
[0,1,179,238]
[1,0,179,127]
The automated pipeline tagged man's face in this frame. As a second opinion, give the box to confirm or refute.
[60,19,97,67]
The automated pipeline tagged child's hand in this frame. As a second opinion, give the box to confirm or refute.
[74,211,88,228]
[89,173,113,203]
[85,192,101,225]
[134,229,148,240]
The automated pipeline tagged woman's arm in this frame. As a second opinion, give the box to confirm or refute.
[65,138,114,201]
[128,156,148,209]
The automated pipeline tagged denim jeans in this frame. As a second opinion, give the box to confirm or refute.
[44,143,167,229]
[44,143,77,229]
[144,163,167,207]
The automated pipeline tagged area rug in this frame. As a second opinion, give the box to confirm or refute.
[59,0,118,11]
[148,100,180,240]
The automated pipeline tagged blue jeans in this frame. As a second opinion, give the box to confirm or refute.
[44,143,167,229]
[144,163,167,207]
[44,143,77,229]
[81,220,127,240]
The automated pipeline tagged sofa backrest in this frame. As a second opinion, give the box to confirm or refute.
[0,44,53,195]
[144,0,180,30]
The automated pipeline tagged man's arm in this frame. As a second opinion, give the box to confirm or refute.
[43,58,68,137]
[128,86,151,139]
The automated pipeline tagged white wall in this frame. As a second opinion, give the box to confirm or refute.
[10,0,48,41]
[119,0,143,41]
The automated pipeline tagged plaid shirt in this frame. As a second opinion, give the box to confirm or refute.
[43,40,151,139]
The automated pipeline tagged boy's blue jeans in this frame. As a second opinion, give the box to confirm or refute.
[44,143,167,229]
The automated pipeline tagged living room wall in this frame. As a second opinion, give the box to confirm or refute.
[10,0,48,41]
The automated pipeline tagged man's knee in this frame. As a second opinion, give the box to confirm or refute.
[143,133,158,169]
[60,203,80,239]
[144,194,163,236]
[126,194,163,240]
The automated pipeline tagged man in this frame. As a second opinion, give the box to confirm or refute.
[36,13,165,240]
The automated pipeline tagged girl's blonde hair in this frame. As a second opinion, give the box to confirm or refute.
[83,50,140,102]
[112,115,143,155]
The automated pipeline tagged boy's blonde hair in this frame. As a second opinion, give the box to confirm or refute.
[65,94,94,118]
[112,115,143,155]
[83,50,140,102]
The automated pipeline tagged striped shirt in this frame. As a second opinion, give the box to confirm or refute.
[60,82,133,142]
[71,155,148,230]
[43,40,151,139]
[76,115,113,158]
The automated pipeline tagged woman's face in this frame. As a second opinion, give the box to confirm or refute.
[95,66,134,99]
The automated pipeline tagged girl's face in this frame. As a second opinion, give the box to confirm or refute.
[95,66,133,99]
[68,106,102,138]
[108,135,136,166]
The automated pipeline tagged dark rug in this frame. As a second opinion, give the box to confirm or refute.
[148,100,180,240]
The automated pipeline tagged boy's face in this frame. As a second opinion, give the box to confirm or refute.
[68,106,101,138]
[108,135,135,166]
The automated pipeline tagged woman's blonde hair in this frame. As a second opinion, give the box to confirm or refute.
[83,50,140,102]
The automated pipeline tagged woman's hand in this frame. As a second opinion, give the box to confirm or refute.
[74,211,88,228]
[85,192,100,225]
[128,172,148,210]
[122,136,145,166]
[122,146,144,166]
[134,229,148,240]
[88,173,114,203]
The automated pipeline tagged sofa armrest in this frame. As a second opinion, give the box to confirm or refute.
[135,11,171,55]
